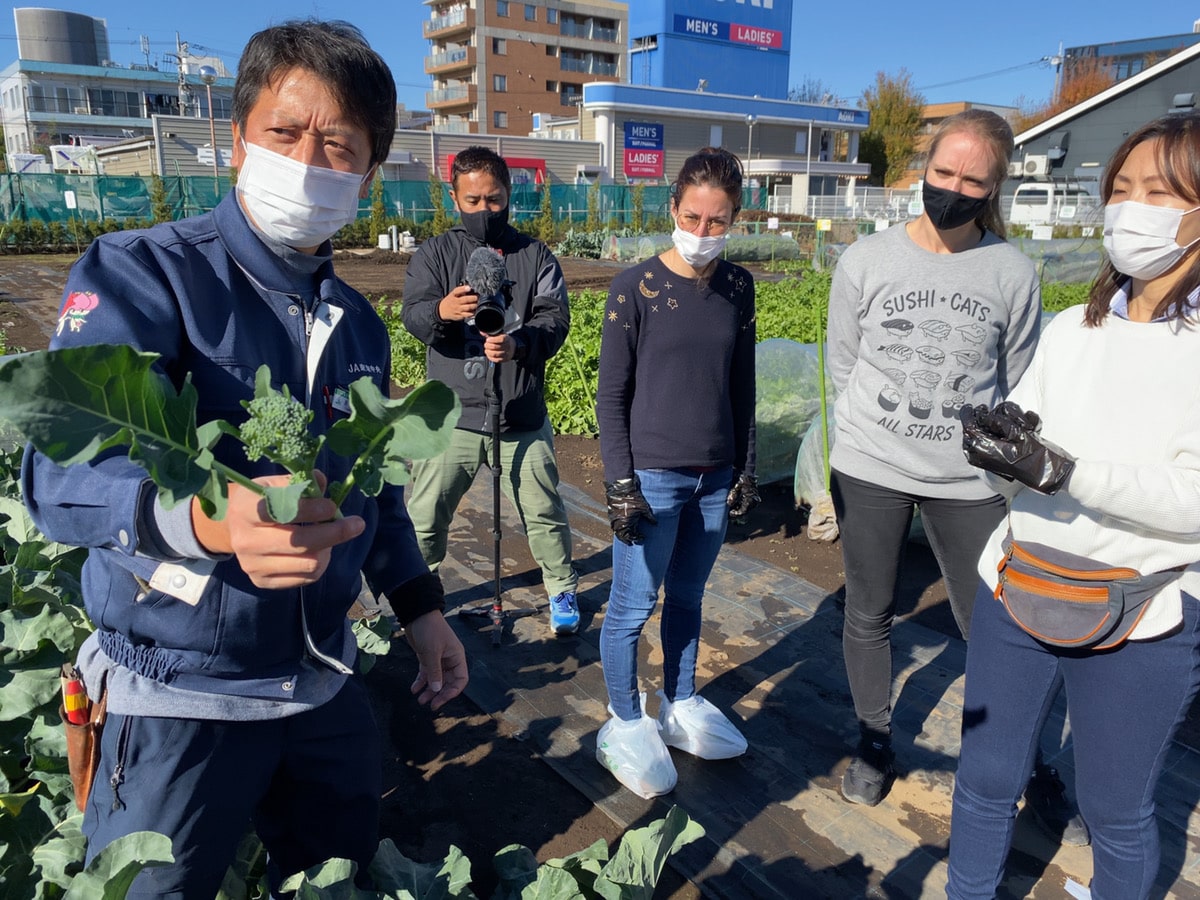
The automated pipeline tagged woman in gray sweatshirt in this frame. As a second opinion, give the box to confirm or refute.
[826,109,1059,817]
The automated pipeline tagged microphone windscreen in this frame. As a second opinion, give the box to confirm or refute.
[465,247,507,298]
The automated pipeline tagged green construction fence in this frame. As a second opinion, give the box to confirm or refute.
[0,174,762,227]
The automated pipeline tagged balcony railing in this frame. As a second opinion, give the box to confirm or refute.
[560,57,618,76]
[424,8,470,37]
[560,21,619,43]
[426,84,475,108]
[425,46,473,73]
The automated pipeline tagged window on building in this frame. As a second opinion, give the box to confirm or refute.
[493,110,508,128]
[494,74,507,91]
[560,82,581,107]
[546,80,558,92]
[493,37,507,55]
[545,45,557,57]
[496,1,509,17]
[710,125,723,147]
[525,4,536,21]
[547,8,558,24]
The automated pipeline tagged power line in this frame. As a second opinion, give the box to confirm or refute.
[915,58,1052,92]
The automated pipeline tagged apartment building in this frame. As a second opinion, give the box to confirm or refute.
[423,0,627,135]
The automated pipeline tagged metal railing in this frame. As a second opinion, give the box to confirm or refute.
[424,8,468,35]
[426,84,471,106]
[427,47,469,69]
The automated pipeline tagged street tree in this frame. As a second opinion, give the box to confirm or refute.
[789,76,835,104]
[1011,57,1117,134]
[859,69,925,186]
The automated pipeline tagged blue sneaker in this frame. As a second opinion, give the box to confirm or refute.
[549,591,580,635]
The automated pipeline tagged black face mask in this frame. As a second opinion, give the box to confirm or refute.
[460,206,510,246]
[922,181,990,231]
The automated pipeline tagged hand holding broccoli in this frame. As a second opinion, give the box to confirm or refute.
[191,472,365,589]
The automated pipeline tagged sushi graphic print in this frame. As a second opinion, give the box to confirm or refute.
[871,288,992,442]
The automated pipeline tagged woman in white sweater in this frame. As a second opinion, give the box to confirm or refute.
[948,112,1200,898]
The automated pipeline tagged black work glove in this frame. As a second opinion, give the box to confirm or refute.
[959,403,1075,494]
[604,476,657,545]
[727,471,760,519]
[962,400,1042,442]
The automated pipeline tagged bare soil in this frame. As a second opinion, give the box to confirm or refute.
[0,249,951,898]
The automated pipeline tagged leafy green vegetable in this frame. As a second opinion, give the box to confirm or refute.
[0,344,461,524]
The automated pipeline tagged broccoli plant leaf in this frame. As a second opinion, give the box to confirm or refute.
[261,481,312,527]
[593,806,704,900]
[0,345,209,509]
[326,379,460,504]
[62,830,174,899]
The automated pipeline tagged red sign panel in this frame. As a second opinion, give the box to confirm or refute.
[730,24,783,49]
[624,148,664,178]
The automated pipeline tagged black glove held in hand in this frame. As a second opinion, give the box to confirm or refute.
[727,471,760,519]
[963,400,1041,442]
[959,403,1075,494]
[605,476,657,545]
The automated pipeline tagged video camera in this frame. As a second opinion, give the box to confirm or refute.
[465,246,515,337]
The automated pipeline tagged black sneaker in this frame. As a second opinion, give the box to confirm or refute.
[841,735,895,806]
[1025,763,1090,847]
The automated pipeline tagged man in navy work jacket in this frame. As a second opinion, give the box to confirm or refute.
[22,19,467,897]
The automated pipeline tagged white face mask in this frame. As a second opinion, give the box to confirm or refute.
[671,223,727,268]
[237,140,367,248]
[1103,200,1200,280]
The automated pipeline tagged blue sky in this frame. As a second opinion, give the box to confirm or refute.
[1,2,1196,113]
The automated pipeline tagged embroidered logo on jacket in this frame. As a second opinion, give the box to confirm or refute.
[56,291,99,334]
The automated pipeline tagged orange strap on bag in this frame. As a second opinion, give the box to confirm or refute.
[996,532,1184,651]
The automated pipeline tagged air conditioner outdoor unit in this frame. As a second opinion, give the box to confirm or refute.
[1007,161,1024,178]
[1024,154,1049,176]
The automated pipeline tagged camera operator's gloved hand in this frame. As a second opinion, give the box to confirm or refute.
[726,471,760,519]
[960,403,1075,494]
[605,476,657,545]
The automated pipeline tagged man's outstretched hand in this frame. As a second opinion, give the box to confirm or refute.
[404,611,469,711]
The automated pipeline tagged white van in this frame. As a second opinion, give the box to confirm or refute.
[1008,182,1102,227]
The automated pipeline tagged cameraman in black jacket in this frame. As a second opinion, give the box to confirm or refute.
[401,146,580,634]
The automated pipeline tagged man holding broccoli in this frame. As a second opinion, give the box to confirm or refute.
[22,20,467,896]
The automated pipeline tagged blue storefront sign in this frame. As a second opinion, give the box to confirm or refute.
[623,121,664,178]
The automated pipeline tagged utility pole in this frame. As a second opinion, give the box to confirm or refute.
[172,34,194,117]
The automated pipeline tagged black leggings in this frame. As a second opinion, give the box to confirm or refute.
[831,469,1006,733]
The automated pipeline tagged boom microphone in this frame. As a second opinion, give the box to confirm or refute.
[464,246,510,336]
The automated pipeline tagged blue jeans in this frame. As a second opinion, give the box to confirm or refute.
[600,466,732,721]
[948,582,1200,900]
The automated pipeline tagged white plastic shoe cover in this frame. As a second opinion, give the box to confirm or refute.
[657,690,748,759]
[596,695,677,799]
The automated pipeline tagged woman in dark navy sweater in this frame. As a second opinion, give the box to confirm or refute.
[594,147,758,798]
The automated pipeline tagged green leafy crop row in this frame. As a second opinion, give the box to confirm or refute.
[378,267,1087,438]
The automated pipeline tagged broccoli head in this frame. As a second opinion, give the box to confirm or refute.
[240,372,321,483]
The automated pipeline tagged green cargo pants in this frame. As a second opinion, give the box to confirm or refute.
[406,417,578,597]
